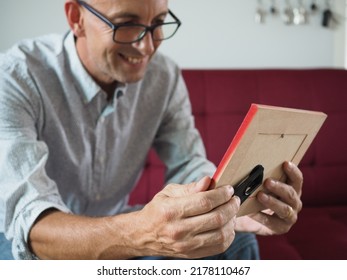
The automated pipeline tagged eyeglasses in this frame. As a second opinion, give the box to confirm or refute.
[77,0,181,44]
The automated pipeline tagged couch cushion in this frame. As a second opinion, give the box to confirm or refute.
[257,206,347,259]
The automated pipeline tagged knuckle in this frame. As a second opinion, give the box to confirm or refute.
[212,211,226,226]
[216,230,227,245]
[198,196,214,211]
[220,230,235,252]
[217,227,234,246]
[287,187,297,201]
[172,242,186,254]
[160,207,176,222]
[231,198,241,213]
[165,225,183,241]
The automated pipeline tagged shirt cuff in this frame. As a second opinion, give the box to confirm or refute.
[12,199,71,260]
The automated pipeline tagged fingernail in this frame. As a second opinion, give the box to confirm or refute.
[258,192,269,203]
[228,185,235,195]
[197,177,205,187]
[287,161,295,170]
[266,179,276,188]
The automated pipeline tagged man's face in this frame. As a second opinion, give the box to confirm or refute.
[76,0,169,85]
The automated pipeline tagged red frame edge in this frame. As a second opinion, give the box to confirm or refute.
[210,103,259,187]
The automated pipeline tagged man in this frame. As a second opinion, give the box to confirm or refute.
[0,0,303,260]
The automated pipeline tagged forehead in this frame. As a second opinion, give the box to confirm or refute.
[91,0,169,15]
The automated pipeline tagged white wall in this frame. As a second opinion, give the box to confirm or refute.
[0,0,345,69]
[161,0,344,68]
[334,0,347,67]
[0,0,68,51]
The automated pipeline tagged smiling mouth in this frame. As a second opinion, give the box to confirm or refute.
[120,54,144,65]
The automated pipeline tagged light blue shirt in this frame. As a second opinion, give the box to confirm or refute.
[0,32,215,259]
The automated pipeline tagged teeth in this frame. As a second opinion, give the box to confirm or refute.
[124,55,143,64]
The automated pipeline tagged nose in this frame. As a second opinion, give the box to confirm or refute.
[132,31,156,55]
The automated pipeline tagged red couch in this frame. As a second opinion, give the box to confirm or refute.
[130,69,347,260]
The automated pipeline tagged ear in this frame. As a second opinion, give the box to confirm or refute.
[65,1,85,37]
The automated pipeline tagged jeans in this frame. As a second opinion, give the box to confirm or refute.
[204,232,259,260]
[0,231,259,260]
[0,233,13,260]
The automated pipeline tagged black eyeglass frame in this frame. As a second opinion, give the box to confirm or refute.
[77,0,182,44]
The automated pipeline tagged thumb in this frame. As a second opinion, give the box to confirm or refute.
[193,176,212,193]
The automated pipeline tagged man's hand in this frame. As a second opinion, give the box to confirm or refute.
[136,176,240,259]
[235,161,303,235]
[29,177,239,260]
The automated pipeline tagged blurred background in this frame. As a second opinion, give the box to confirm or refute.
[0,0,346,69]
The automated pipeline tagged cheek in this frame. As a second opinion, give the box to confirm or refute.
[90,35,119,64]
[88,26,115,52]
[85,31,112,57]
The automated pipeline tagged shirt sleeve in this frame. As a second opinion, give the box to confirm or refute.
[0,61,71,259]
[153,62,216,185]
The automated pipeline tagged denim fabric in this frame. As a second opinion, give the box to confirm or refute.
[203,232,259,260]
[0,233,13,260]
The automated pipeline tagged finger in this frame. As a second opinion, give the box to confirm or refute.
[264,179,302,216]
[173,219,235,258]
[184,196,240,234]
[257,191,298,224]
[194,220,236,254]
[280,205,295,220]
[283,161,303,197]
[263,179,301,211]
[179,185,235,218]
[194,176,214,193]
[247,211,288,234]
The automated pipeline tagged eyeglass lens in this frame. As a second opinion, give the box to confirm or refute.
[114,23,179,43]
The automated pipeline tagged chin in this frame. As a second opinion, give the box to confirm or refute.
[115,71,146,84]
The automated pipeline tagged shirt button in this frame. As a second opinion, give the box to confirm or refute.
[99,117,105,124]
[96,194,101,201]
